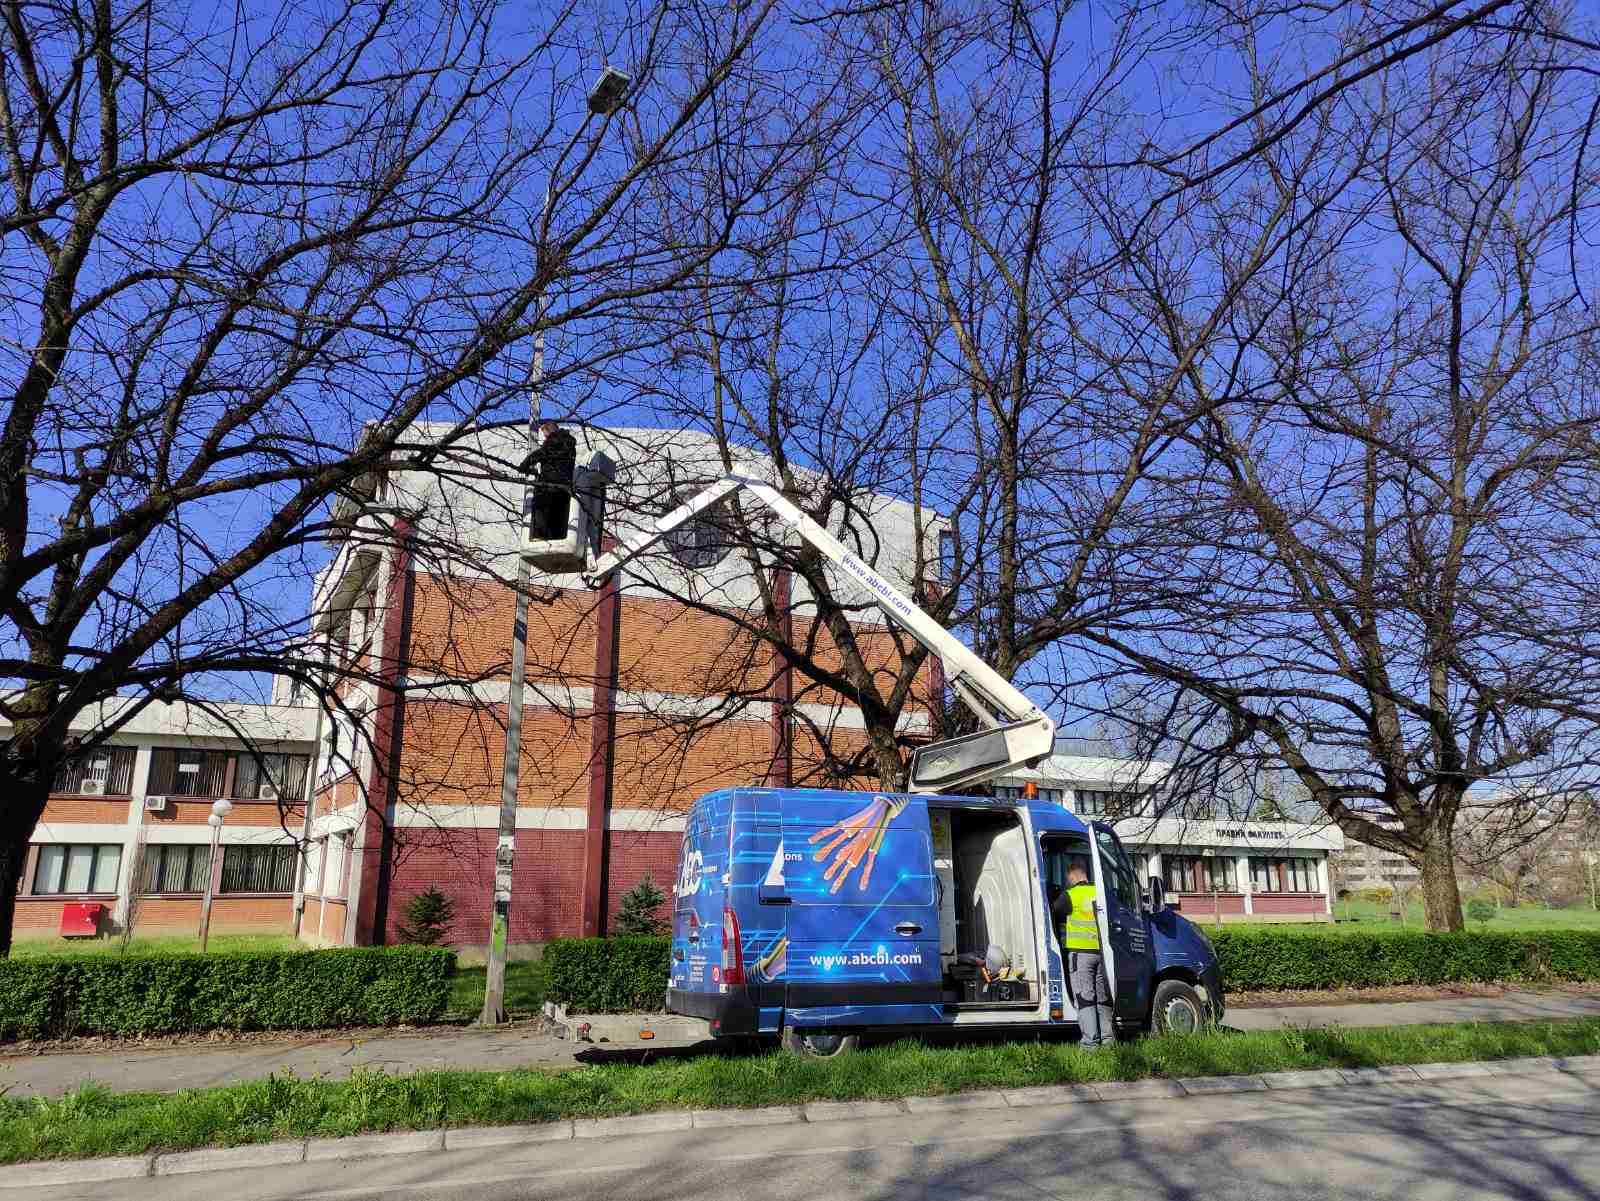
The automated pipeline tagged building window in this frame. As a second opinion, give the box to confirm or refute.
[147,748,230,798]
[1076,789,1138,818]
[230,753,311,802]
[996,785,1068,804]
[662,487,732,571]
[143,844,212,894]
[1164,854,1237,893]
[52,747,138,796]
[220,845,299,894]
[1250,856,1319,893]
[32,844,122,895]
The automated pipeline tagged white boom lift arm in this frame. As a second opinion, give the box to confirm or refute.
[578,474,1056,794]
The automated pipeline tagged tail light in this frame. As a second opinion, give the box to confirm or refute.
[721,905,745,987]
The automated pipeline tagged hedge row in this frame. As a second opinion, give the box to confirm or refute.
[542,930,1600,1012]
[1212,928,1600,992]
[543,936,670,1013]
[0,947,455,1040]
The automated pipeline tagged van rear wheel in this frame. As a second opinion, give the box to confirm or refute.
[1151,979,1210,1036]
[781,1026,860,1058]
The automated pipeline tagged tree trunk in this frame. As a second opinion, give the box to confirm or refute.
[0,768,54,958]
[867,724,903,791]
[0,832,28,959]
[1420,833,1465,932]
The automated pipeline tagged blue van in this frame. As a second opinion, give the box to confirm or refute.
[668,786,1224,1056]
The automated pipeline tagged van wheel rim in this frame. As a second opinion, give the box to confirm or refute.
[1164,999,1199,1033]
[803,1032,844,1056]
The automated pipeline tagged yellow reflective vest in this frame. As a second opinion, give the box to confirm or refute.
[1061,882,1101,952]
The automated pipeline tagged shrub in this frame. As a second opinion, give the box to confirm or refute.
[397,889,456,946]
[541,929,1600,1013]
[543,936,669,1013]
[1213,928,1600,992]
[1466,898,1497,929]
[613,874,669,937]
[1360,887,1395,904]
[0,946,455,1040]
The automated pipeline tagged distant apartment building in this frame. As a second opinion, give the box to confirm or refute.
[8,700,315,941]
[1330,835,1421,894]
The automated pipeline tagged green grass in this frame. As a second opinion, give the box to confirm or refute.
[1323,899,1600,931]
[2,1017,1596,1164]
[444,960,547,1021]
[9,934,301,958]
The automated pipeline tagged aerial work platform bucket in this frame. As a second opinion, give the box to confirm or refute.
[520,452,615,573]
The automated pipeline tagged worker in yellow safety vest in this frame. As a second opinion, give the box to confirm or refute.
[1061,863,1112,1048]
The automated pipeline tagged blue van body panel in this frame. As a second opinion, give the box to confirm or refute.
[667,786,1223,1036]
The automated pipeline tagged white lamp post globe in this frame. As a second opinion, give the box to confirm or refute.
[207,814,223,828]
[211,799,233,820]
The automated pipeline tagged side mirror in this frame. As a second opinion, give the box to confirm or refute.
[1146,875,1167,912]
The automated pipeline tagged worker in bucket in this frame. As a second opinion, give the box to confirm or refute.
[520,419,577,539]
[1061,861,1113,1048]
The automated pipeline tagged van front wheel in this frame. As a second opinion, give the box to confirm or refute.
[781,1026,860,1058]
[1150,979,1210,1036]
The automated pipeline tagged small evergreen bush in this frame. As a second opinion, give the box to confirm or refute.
[396,888,456,946]
[613,873,669,937]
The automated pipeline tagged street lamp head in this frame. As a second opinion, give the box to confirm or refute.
[588,65,632,116]
[211,799,233,820]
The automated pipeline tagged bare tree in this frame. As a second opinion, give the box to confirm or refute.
[0,0,804,954]
[1091,22,1600,930]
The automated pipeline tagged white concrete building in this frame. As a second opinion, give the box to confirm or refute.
[998,748,1344,923]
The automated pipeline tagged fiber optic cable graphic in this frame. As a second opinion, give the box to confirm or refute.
[809,795,907,893]
[754,936,788,981]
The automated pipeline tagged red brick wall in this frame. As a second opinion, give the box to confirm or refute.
[39,798,132,824]
[132,897,294,931]
[13,898,85,933]
[381,825,684,945]
[603,830,683,931]
[1251,894,1326,915]
[1177,893,1246,916]
[13,896,294,937]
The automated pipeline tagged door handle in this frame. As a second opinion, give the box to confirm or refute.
[761,895,793,905]
[894,922,923,936]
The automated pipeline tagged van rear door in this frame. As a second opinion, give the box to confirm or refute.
[670,793,729,998]
[779,791,942,1026]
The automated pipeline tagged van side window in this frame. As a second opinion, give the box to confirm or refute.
[1095,828,1138,910]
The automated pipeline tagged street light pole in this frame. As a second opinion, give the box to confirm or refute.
[198,798,233,952]
[480,67,632,1026]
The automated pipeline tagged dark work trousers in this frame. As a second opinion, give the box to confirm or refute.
[1069,950,1113,1047]
[534,485,571,539]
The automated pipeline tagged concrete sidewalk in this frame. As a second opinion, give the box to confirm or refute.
[3,989,1598,1101]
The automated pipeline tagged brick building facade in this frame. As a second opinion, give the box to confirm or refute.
[7,700,316,942]
[293,427,943,956]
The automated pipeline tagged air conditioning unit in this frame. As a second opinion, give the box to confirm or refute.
[144,794,170,812]
[258,782,279,801]
[78,779,106,797]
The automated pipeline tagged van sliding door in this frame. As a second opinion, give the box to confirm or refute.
[780,792,942,1027]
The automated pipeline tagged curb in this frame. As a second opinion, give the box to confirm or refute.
[7,1053,1597,1190]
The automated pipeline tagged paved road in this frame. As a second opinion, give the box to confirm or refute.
[5,990,1599,1100]
[23,1062,1600,1201]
